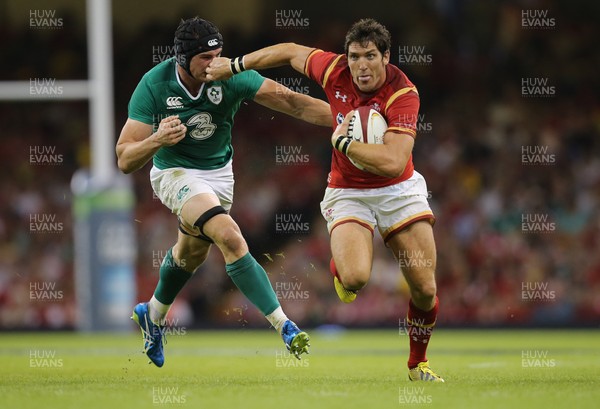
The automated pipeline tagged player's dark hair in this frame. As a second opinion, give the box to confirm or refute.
[174,17,223,76]
[344,18,391,56]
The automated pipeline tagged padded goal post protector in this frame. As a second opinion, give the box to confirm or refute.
[72,170,136,331]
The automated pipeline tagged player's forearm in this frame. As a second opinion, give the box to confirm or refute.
[244,43,296,69]
[207,44,311,81]
[254,79,330,126]
[292,93,331,126]
[116,136,162,174]
[346,142,411,178]
[243,43,311,74]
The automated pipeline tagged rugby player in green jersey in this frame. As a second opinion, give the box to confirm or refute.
[116,17,330,367]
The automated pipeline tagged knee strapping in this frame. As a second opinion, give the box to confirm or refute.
[193,205,228,240]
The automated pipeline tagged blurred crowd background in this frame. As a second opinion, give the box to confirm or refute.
[1,0,599,330]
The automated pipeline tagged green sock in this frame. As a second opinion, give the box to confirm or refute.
[226,253,280,316]
[154,248,193,304]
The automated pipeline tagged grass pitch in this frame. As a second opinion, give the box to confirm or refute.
[1,329,598,409]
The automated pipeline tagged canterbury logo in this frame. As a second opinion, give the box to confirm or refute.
[207,39,218,47]
[166,96,183,109]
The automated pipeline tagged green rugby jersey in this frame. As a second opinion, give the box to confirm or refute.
[128,58,265,170]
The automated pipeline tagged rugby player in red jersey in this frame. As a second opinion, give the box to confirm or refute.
[207,18,443,382]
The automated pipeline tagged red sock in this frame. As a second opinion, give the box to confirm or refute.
[329,258,341,280]
[407,296,439,369]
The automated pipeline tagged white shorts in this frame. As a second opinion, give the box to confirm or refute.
[150,161,234,216]
[320,171,434,243]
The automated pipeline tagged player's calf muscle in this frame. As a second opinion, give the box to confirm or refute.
[408,280,437,308]
[333,247,372,290]
[173,245,208,272]
[340,273,369,291]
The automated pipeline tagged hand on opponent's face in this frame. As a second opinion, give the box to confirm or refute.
[206,57,233,81]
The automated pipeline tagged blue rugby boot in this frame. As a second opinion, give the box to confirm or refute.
[281,320,310,360]
[131,302,166,367]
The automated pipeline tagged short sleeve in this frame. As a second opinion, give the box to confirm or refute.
[128,75,155,125]
[230,70,265,100]
[385,91,420,138]
[305,50,340,88]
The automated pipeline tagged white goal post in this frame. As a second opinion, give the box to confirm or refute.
[0,0,136,332]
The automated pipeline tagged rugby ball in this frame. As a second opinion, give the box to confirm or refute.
[346,107,387,170]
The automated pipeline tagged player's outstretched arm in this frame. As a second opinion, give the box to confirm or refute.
[116,116,186,174]
[253,78,331,127]
[206,43,314,81]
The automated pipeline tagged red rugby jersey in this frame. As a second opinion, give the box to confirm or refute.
[305,49,419,189]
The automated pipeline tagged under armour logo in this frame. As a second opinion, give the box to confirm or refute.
[207,39,218,47]
[335,91,348,102]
